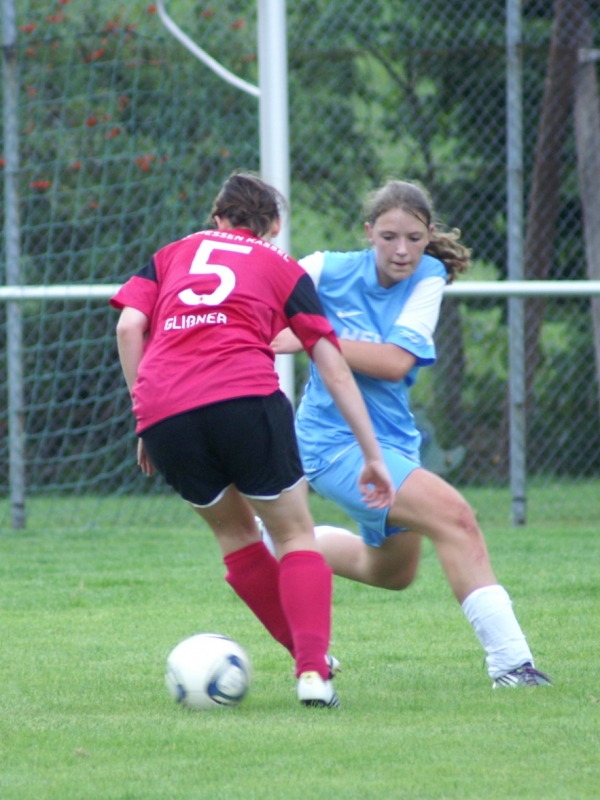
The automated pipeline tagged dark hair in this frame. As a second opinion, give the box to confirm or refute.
[210,171,287,238]
[362,180,471,283]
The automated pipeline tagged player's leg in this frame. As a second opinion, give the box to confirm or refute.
[305,449,491,596]
[388,468,550,685]
[315,526,421,590]
[195,487,340,703]
[250,476,318,557]
[141,407,296,657]
[304,444,422,590]
[188,488,298,658]
[387,468,495,602]
[305,443,550,686]
[144,395,336,706]
[260,515,420,589]
[190,483,260,555]
[193,492,339,691]
[225,393,339,706]
[250,481,340,706]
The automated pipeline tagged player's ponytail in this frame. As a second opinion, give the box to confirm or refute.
[426,227,471,284]
[363,179,471,283]
[210,171,287,239]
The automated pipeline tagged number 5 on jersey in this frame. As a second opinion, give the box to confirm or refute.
[178,240,252,307]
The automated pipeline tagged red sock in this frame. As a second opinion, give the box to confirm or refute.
[279,550,332,679]
[224,541,295,656]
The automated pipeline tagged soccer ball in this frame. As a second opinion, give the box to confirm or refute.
[165,633,251,710]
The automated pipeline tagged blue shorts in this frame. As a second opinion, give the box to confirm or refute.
[307,443,420,547]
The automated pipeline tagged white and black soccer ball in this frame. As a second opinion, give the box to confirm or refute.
[165,633,251,710]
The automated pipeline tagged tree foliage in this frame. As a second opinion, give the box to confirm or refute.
[2,0,600,490]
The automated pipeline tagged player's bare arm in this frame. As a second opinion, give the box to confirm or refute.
[270,327,303,354]
[271,327,416,383]
[116,306,155,476]
[311,336,395,509]
[339,339,416,382]
[116,305,149,393]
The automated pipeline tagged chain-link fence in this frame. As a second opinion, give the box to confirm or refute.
[2,0,600,527]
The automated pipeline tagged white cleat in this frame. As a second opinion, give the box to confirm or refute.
[297,671,341,708]
[492,662,552,688]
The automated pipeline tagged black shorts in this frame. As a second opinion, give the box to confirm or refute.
[140,390,304,507]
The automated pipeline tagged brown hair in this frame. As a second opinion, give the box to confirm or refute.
[210,171,287,238]
[362,180,471,283]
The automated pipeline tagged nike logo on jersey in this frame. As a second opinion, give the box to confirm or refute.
[336,310,363,319]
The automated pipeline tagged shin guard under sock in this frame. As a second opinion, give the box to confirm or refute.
[462,584,534,678]
[279,550,333,679]
[224,541,294,656]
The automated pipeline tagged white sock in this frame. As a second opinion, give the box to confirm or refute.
[461,584,533,679]
[314,525,356,539]
[255,517,276,556]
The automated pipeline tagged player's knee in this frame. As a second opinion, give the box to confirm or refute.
[423,494,484,553]
[371,556,419,591]
[454,498,482,539]
[443,497,488,560]
[383,568,418,591]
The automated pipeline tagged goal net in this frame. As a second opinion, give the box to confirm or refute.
[4,1,600,529]
[1,4,261,526]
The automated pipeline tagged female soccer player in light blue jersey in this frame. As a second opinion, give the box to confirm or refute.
[270,179,550,688]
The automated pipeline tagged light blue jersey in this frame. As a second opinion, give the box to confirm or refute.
[296,249,447,481]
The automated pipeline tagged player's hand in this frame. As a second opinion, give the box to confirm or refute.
[358,460,395,509]
[137,438,155,477]
[270,327,304,354]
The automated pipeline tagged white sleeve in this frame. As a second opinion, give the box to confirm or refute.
[298,252,325,288]
[394,276,446,342]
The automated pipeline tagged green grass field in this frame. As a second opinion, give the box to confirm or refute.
[1,487,599,799]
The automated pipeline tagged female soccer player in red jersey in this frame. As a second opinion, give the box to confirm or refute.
[111,172,394,707]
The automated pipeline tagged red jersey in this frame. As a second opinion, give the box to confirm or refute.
[110,227,339,433]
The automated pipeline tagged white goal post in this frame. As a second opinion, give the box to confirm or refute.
[155,0,294,403]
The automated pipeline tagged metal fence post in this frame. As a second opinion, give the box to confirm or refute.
[506,0,526,525]
[2,0,26,529]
